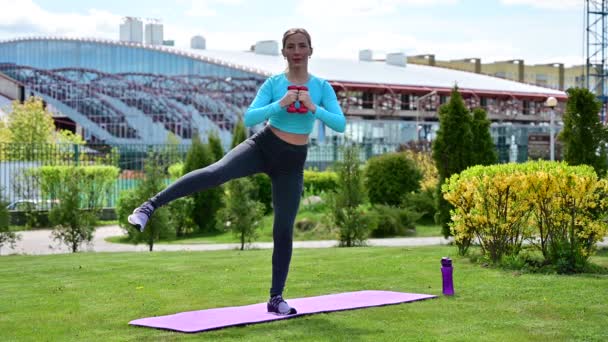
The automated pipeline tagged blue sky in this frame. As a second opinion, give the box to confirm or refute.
[0,0,583,65]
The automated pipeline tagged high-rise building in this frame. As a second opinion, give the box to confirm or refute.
[144,19,163,46]
[119,17,143,44]
[191,35,206,50]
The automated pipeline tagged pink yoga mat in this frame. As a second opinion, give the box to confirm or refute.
[129,290,437,333]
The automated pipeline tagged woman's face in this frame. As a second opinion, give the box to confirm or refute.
[282,33,312,68]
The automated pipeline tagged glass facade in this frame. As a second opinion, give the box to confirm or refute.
[0,38,559,163]
[0,38,266,145]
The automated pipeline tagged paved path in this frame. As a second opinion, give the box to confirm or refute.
[1,225,454,256]
[2,225,606,256]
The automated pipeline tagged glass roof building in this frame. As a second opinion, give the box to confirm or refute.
[0,37,266,145]
[0,37,567,155]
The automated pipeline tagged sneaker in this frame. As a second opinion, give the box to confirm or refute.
[127,201,155,232]
[267,295,297,315]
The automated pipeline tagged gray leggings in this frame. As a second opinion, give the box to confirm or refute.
[150,126,307,297]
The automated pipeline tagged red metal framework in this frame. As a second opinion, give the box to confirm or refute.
[329,80,567,120]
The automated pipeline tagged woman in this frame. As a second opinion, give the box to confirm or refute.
[128,28,346,315]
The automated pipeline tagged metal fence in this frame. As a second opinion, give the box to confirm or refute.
[0,141,402,207]
[0,141,528,208]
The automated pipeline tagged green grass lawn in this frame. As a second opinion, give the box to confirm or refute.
[1,246,606,341]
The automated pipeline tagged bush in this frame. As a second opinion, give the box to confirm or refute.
[41,166,119,252]
[167,197,196,237]
[364,152,422,206]
[327,145,375,247]
[35,165,119,252]
[443,161,608,271]
[370,204,422,237]
[295,218,316,232]
[165,161,196,236]
[403,188,436,222]
[401,149,438,192]
[116,154,172,251]
[48,173,97,253]
[183,134,223,233]
[251,173,272,215]
[217,178,264,250]
[0,194,20,254]
[304,170,338,194]
[167,162,184,179]
[11,169,44,228]
[38,165,119,209]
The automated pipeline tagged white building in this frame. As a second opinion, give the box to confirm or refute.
[144,20,163,46]
[190,35,206,50]
[119,17,143,44]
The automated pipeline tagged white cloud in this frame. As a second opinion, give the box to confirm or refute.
[317,31,521,62]
[184,0,244,17]
[500,0,581,11]
[295,0,458,17]
[0,0,581,68]
[164,24,274,51]
[186,3,217,17]
[0,0,120,39]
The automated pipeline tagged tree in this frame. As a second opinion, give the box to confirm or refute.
[560,87,608,177]
[7,97,55,145]
[163,132,182,166]
[0,119,11,144]
[45,166,118,253]
[328,145,376,247]
[208,131,225,162]
[217,178,265,250]
[54,129,86,145]
[49,172,97,253]
[116,153,172,251]
[432,86,474,238]
[0,194,21,254]
[470,108,498,166]
[183,133,222,233]
[231,119,247,148]
[0,97,86,162]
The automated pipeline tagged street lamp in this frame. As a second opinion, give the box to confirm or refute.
[545,96,558,161]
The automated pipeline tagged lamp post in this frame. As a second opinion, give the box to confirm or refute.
[545,96,558,161]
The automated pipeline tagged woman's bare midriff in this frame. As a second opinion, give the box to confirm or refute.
[269,126,309,146]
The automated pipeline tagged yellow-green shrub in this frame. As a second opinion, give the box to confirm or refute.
[304,170,338,194]
[443,163,533,258]
[443,161,608,270]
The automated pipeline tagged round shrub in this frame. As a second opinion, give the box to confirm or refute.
[370,204,421,237]
[364,152,422,206]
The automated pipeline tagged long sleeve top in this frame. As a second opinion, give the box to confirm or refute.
[243,73,346,134]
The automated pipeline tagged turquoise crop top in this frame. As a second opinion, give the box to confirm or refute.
[243,73,346,134]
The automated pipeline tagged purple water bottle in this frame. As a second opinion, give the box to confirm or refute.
[441,257,454,296]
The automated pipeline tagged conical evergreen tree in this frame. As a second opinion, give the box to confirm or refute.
[560,87,608,176]
[470,108,498,166]
[208,131,225,162]
[183,133,222,232]
[231,119,247,148]
[432,86,474,238]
